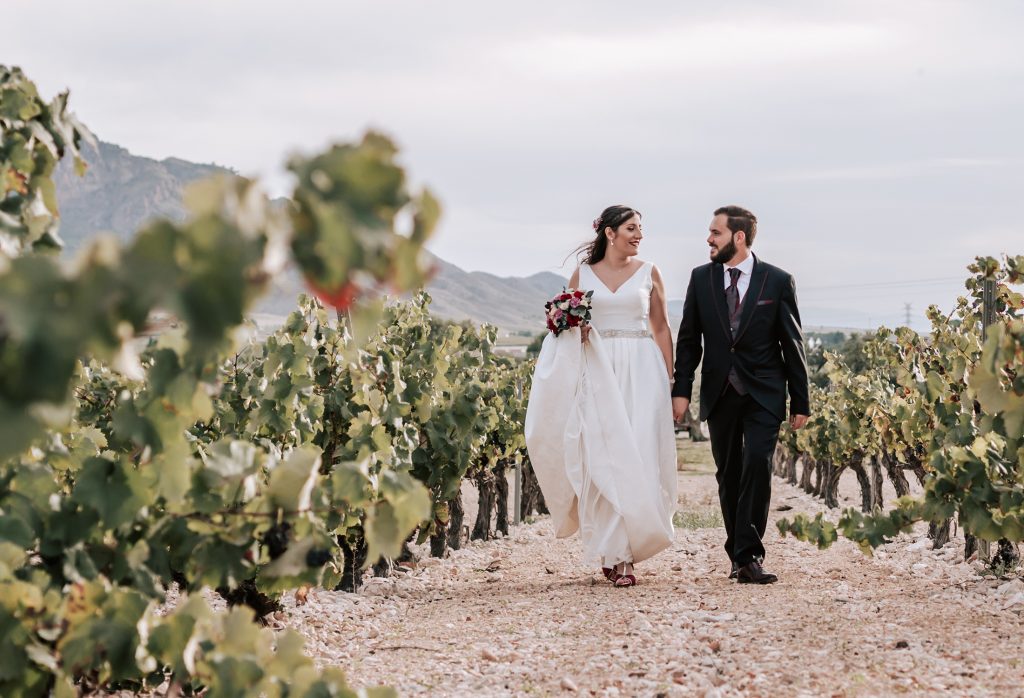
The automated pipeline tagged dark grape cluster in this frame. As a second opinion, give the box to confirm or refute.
[262,522,291,560]
[305,548,332,567]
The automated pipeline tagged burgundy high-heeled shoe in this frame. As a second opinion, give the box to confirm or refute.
[602,567,620,582]
[613,563,636,587]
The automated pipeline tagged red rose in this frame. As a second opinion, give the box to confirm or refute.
[567,315,580,327]
[573,290,584,298]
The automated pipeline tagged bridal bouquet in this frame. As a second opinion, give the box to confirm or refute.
[545,288,594,336]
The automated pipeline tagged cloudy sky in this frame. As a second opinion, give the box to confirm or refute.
[7,1,1023,328]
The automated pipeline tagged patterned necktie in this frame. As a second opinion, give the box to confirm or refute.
[725,266,747,394]
[726,267,742,320]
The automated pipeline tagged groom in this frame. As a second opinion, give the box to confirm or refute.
[672,206,809,584]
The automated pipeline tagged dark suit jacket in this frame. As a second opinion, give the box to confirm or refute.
[672,255,810,422]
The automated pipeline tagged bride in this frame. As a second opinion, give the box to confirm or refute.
[525,205,678,587]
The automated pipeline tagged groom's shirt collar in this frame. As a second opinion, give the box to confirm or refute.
[726,251,755,276]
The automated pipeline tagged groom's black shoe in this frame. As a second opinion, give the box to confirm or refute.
[737,560,778,585]
[728,562,738,580]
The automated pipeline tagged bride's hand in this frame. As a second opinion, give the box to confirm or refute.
[580,325,591,344]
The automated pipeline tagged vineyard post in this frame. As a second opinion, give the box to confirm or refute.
[981,278,997,340]
[969,278,998,561]
[514,377,523,526]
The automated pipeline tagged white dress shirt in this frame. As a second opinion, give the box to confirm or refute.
[723,252,755,302]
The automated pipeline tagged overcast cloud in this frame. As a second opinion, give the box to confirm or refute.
[7,0,1023,328]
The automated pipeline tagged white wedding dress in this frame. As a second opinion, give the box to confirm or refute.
[525,261,677,568]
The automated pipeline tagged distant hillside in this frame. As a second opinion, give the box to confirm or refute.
[252,255,566,334]
[53,140,565,334]
[425,257,567,333]
[53,141,231,251]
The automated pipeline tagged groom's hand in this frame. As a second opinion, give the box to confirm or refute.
[672,397,690,423]
[790,414,808,430]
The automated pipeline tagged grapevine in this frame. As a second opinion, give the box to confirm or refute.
[0,66,516,696]
[777,255,1024,560]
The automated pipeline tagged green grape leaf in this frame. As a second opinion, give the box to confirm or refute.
[71,457,149,530]
[267,446,321,513]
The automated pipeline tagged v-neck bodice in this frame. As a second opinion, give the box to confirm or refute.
[580,261,653,332]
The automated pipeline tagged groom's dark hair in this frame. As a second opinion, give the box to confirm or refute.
[714,205,757,246]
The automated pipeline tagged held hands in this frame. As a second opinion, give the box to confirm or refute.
[672,397,690,424]
[671,393,806,429]
[580,325,591,344]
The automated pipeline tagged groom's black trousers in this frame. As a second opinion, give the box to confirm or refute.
[706,385,782,567]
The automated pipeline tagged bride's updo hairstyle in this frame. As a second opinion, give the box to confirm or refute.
[574,205,641,265]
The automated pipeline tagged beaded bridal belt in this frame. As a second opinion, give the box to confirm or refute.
[597,329,652,339]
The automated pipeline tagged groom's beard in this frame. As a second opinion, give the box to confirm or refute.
[710,235,738,264]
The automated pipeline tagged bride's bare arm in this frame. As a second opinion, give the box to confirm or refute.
[649,266,674,379]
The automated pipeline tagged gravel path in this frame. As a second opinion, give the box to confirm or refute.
[273,439,1023,697]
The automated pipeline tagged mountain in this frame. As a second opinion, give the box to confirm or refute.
[53,141,231,251]
[53,141,565,334]
[425,257,568,333]
[251,253,566,334]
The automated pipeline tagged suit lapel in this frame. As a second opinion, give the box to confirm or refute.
[709,263,731,339]
[733,256,768,344]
